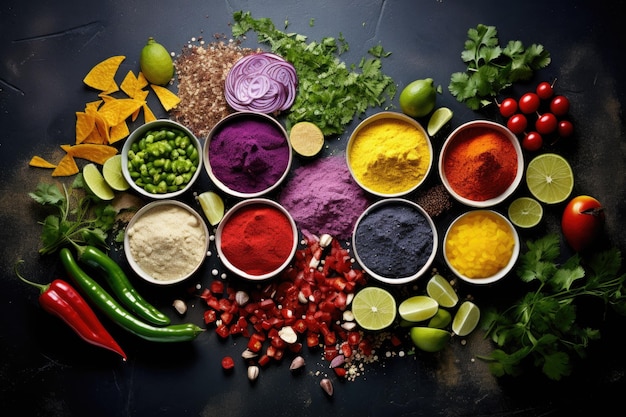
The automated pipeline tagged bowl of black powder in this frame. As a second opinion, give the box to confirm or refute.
[352,198,437,285]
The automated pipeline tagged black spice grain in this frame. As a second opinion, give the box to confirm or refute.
[172,37,260,139]
[415,184,453,218]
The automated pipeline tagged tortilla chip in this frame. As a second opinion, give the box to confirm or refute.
[29,156,57,169]
[51,154,79,177]
[85,100,103,112]
[109,120,130,143]
[62,143,118,165]
[151,84,180,111]
[121,70,149,99]
[130,90,150,121]
[142,103,157,123]
[75,111,96,144]
[83,55,125,92]
[98,98,145,127]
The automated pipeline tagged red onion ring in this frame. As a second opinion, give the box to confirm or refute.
[225,52,298,114]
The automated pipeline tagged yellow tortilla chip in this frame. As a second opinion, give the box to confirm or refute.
[142,103,157,123]
[109,120,130,143]
[85,100,103,112]
[75,111,96,144]
[130,90,150,121]
[83,55,125,92]
[61,143,118,165]
[98,98,144,126]
[121,70,149,99]
[51,154,79,177]
[150,84,180,111]
[29,156,57,169]
[137,71,149,89]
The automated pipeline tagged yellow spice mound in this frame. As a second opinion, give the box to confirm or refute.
[445,211,515,278]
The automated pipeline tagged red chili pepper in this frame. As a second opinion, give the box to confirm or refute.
[16,261,126,360]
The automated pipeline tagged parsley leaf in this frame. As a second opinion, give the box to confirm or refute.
[449,24,551,110]
[232,11,396,136]
[479,234,626,380]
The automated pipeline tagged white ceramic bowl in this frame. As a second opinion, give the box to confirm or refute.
[346,111,433,197]
[215,198,298,281]
[122,119,203,199]
[203,112,293,199]
[438,120,523,208]
[352,198,438,285]
[124,200,209,285]
[443,209,520,285]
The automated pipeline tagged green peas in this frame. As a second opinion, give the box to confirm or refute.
[126,125,199,195]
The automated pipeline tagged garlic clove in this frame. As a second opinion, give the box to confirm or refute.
[172,299,187,315]
[320,378,333,396]
[247,365,260,381]
[289,355,306,371]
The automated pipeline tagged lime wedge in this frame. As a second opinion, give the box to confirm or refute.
[409,327,451,352]
[452,301,480,337]
[427,107,453,136]
[102,155,130,191]
[508,196,543,228]
[398,295,438,323]
[426,274,458,308]
[351,287,397,331]
[83,163,115,201]
[526,153,574,204]
[427,309,452,329]
[197,191,225,226]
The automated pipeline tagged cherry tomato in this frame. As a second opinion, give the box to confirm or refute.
[558,120,574,137]
[561,195,605,252]
[536,81,554,100]
[499,97,518,118]
[535,113,558,135]
[507,113,527,135]
[550,95,570,116]
[519,92,540,114]
[522,131,543,151]
[221,356,235,370]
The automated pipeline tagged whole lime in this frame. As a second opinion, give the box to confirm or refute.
[140,37,174,86]
[399,78,437,118]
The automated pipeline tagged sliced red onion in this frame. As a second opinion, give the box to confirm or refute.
[225,52,298,114]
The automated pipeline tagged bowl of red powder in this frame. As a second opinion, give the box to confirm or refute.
[438,120,524,207]
[204,112,293,198]
[215,198,299,281]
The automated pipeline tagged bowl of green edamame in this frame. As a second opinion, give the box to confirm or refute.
[122,119,203,199]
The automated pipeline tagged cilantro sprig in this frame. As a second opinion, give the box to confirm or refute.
[29,176,116,255]
[232,11,396,136]
[479,234,626,380]
[449,24,551,110]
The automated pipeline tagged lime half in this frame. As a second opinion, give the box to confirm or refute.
[427,107,453,136]
[452,301,480,337]
[410,327,451,352]
[526,153,574,204]
[426,274,459,308]
[508,196,543,228]
[351,287,397,331]
[197,191,225,226]
[102,155,130,191]
[83,163,115,201]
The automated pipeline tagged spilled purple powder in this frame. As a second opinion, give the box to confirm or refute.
[278,156,371,240]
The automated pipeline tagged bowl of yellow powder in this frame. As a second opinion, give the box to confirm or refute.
[346,112,433,197]
[438,120,524,208]
[124,200,209,285]
[443,210,520,285]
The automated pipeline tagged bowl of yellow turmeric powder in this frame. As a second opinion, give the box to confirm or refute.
[346,112,433,197]
[438,120,523,208]
[443,210,520,285]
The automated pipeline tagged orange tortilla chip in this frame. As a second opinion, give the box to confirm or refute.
[137,71,149,88]
[29,156,57,169]
[142,103,157,123]
[75,111,96,144]
[98,98,145,126]
[150,84,180,111]
[51,154,79,177]
[109,120,130,143]
[121,70,149,99]
[62,143,118,165]
[85,100,103,112]
[83,56,125,92]
[130,90,150,121]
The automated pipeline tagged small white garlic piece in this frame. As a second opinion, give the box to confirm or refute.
[172,299,187,315]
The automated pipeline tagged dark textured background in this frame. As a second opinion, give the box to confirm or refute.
[1,1,625,416]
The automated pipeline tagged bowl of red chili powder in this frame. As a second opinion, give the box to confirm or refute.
[204,111,293,198]
[438,120,523,207]
[215,198,299,281]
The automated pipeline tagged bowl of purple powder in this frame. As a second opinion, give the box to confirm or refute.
[203,111,293,198]
[352,198,438,285]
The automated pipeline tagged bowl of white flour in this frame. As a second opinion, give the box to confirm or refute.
[124,200,209,285]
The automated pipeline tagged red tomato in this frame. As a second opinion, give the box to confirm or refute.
[550,95,570,116]
[519,92,540,114]
[558,120,574,138]
[535,113,558,135]
[499,97,518,118]
[221,356,235,370]
[536,81,554,100]
[522,131,543,152]
[507,114,527,134]
[561,196,605,252]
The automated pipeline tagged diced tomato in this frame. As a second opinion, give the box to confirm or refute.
[333,367,347,377]
[220,311,234,325]
[323,331,337,346]
[203,309,217,324]
[323,345,339,361]
[221,356,235,370]
[288,342,303,353]
[204,296,220,311]
[358,339,373,356]
[259,298,275,310]
[247,333,265,352]
[215,324,230,339]
[340,342,352,358]
[257,354,271,367]
[293,319,307,334]
[210,280,225,295]
[306,332,319,348]
[347,331,361,346]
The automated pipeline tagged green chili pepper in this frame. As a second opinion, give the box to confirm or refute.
[60,248,204,343]
[78,245,171,326]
